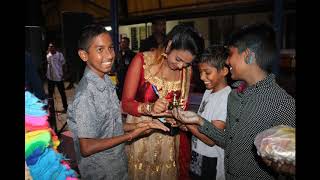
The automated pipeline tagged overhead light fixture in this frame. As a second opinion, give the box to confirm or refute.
[105,26,112,31]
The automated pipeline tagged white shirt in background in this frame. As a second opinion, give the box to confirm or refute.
[46,51,65,81]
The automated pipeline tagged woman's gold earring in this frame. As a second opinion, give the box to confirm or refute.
[161,53,168,58]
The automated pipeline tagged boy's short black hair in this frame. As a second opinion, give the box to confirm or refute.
[199,45,228,71]
[226,23,276,72]
[78,24,109,52]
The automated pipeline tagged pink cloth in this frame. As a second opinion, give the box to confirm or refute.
[25,115,48,126]
[61,160,71,169]
[66,177,78,180]
[236,81,247,93]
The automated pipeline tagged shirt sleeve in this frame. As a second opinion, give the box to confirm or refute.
[74,92,99,138]
[60,52,65,65]
[121,53,144,116]
[198,119,226,148]
[212,92,229,122]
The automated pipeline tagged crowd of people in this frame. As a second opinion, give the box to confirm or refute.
[25,16,295,180]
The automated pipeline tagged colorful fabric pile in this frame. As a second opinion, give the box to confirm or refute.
[25,91,78,180]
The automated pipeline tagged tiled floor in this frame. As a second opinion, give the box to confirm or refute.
[43,81,75,132]
[43,81,78,171]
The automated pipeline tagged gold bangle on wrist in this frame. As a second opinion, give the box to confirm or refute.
[146,103,154,115]
[146,103,152,114]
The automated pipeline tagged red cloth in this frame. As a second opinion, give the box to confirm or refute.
[179,98,191,180]
[25,123,49,131]
[179,131,191,180]
[122,53,150,116]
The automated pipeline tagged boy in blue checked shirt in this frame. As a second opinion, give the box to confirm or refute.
[67,24,169,180]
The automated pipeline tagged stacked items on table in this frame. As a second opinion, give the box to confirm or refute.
[25,91,78,180]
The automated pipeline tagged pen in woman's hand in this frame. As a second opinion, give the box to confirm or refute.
[151,84,160,97]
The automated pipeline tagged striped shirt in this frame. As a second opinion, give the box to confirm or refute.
[198,74,295,180]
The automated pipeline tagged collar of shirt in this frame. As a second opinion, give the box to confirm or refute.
[83,66,113,92]
[231,73,276,94]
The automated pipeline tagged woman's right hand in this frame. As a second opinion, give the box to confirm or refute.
[152,98,169,114]
[149,98,172,117]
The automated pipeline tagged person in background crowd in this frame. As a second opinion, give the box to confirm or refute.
[139,16,166,52]
[46,42,68,113]
[115,37,136,99]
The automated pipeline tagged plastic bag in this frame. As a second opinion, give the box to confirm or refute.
[254,125,295,165]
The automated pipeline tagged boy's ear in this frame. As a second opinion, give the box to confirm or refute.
[244,48,255,64]
[78,50,88,62]
[222,66,229,76]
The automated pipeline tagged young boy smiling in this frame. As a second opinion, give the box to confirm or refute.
[67,24,168,180]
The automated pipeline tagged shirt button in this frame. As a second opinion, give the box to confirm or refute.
[229,136,233,140]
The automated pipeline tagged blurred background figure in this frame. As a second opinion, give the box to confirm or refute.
[115,37,136,99]
[46,42,68,113]
[139,16,166,52]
